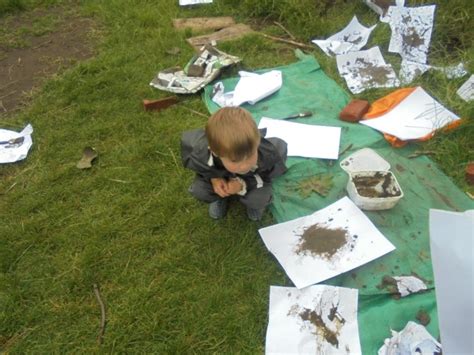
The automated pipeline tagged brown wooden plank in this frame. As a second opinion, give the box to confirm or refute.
[173,16,235,31]
[186,24,253,49]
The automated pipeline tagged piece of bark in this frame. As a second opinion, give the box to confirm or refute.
[186,24,253,49]
[339,99,370,122]
[143,96,178,111]
[173,17,235,31]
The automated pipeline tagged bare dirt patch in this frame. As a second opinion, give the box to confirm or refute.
[0,6,98,117]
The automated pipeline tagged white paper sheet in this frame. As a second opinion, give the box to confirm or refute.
[387,5,436,64]
[378,321,441,355]
[179,0,212,5]
[0,124,33,164]
[312,16,376,56]
[266,285,361,355]
[429,209,474,355]
[258,197,395,289]
[212,70,282,107]
[336,46,400,94]
[456,74,474,102]
[258,117,341,160]
[360,87,460,140]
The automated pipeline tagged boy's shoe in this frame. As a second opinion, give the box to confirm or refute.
[247,207,265,221]
[209,198,228,219]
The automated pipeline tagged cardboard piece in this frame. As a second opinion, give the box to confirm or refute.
[172,17,235,31]
[186,24,253,49]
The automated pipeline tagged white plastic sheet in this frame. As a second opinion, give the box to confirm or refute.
[429,209,474,355]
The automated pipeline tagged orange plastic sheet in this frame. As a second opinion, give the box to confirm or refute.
[363,87,463,147]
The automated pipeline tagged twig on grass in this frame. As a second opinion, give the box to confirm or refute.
[259,33,315,50]
[168,147,181,172]
[93,283,107,345]
[274,21,296,40]
[180,105,208,118]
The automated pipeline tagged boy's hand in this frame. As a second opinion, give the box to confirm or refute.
[226,178,243,195]
[211,178,230,198]
[210,178,243,197]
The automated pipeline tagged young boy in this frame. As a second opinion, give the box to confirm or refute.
[181,107,287,221]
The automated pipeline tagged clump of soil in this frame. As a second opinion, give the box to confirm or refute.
[299,307,340,348]
[352,171,401,198]
[416,309,431,326]
[296,224,348,259]
[377,275,400,299]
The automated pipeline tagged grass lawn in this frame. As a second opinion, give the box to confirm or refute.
[1,0,472,352]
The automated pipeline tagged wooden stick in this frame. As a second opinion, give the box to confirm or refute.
[259,33,315,50]
[180,105,208,118]
[93,284,106,345]
[273,21,296,40]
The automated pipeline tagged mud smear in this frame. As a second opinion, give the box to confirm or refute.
[299,307,340,348]
[352,172,401,198]
[416,309,431,326]
[377,275,401,299]
[296,224,348,259]
[353,58,392,86]
[402,27,425,49]
[343,34,363,45]
[429,186,456,210]
[395,163,406,173]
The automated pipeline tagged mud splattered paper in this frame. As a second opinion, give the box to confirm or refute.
[265,285,361,355]
[387,5,436,64]
[258,197,395,289]
[312,16,376,56]
[336,47,399,94]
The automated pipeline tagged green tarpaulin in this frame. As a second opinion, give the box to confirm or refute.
[203,50,473,353]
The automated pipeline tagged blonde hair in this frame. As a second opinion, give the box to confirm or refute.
[206,107,260,161]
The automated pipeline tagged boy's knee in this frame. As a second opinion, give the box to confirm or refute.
[240,185,273,209]
[267,137,287,162]
[189,178,218,203]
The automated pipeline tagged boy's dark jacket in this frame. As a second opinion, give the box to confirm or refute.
[181,128,287,190]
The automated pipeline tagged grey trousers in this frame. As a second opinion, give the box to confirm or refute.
[188,137,287,210]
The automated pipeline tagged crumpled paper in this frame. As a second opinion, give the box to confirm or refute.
[212,70,282,107]
[150,45,240,94]
[378,321,441,355]
[0,124,33,164]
